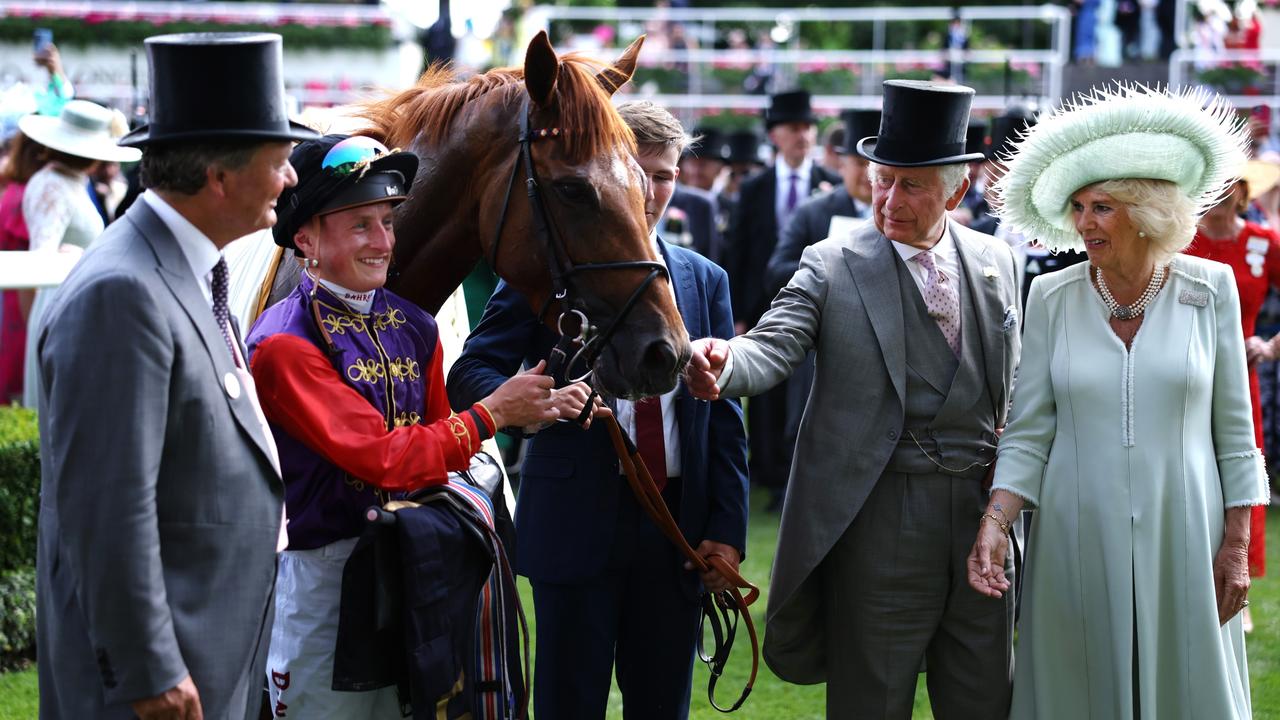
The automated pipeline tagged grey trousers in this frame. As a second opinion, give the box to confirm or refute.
[823,471,1012,720]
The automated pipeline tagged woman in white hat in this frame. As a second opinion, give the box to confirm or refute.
[966,85,1269,719]
[1186,158,1280,634]
[20,99,140,408]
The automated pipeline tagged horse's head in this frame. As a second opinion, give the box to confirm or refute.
[484,33,691,398]
[365,32,690,398]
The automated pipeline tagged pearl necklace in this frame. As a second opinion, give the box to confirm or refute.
[1094,264,1166,321]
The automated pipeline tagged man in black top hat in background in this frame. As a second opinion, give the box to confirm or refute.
[980,102,1087,305]
[666,126,724,263]
[956,120,990,228]
[764,109,879,294]
[684,80,1018,719]
[34,33,316,720]
[718,129,763,226]
[724,89,839,503]
[677,124,726,193]
[760,109,879,511]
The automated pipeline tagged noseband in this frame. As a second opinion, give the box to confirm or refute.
[488,94,668,381]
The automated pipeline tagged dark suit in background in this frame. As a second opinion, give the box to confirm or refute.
[727,162,840,499]
[666,183,723,264]
[447,241,749,719]
[766,186,871,502]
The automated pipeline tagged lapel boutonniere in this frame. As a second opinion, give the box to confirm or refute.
[815,180,833,196]
[982,265,1000,279]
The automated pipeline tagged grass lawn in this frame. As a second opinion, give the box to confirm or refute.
[2,501,1278,719]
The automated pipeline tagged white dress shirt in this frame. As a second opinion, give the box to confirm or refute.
[774,157,814,235]
[613,232,681,476]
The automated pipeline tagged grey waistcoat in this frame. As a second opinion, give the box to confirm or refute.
[886,252,997,479]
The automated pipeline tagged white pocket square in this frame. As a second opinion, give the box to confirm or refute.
[1002,306,1018,331]
[983,266,1000,278]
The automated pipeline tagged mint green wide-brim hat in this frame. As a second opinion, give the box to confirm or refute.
[992,84,1249,253]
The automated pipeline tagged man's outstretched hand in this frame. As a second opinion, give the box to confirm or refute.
[684,337,730,401]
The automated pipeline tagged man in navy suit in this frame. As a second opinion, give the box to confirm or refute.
[448,101,749,720]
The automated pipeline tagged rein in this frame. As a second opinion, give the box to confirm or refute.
[492,92,761,711]
[488,94,668,380]
[603,413,760,713]
[542,296,761,714]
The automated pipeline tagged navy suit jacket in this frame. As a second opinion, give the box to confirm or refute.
[447,241,749,591]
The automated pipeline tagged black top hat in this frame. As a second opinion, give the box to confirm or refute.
[765,89,818,129]
[273,134,419,250]
[855,80,983,167]
[965,121,989,158]
[120,33,319,148]
[839,109,882,154]
[687,126,727,161]
[726,131,762,165]
[988,102,1038,160]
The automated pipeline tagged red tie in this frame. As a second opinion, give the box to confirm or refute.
[635,397,667,491]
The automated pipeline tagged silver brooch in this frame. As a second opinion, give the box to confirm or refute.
[1178,290,1209,307]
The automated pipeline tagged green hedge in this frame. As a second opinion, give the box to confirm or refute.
[0,15,393,50]
[0,406,39,573]
[0,405,38,671]
[0,567,35,672]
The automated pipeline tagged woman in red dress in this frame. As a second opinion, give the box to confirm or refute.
[1187,160,1280,632]
[0,132,48,403]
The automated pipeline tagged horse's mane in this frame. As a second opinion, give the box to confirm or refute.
[359,54,636,164]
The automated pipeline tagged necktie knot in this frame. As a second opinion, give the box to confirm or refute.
[909,250,960,356]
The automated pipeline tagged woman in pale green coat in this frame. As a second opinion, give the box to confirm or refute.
[967,86,1271,719]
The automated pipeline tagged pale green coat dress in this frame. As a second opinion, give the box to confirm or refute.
[993,255,1271,720]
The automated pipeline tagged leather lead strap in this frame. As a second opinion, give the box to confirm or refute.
[603,415,759,712]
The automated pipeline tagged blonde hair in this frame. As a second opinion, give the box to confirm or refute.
[1086,178,1198,262]
[616,100,692,155]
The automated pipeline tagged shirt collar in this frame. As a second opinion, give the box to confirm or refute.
[775,157,813,185]
[889,220,956,263]
[314,275,377,314]
[142,191,221,281]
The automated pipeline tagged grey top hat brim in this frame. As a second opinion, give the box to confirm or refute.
[854,136,984,167]
[118,120,319,149]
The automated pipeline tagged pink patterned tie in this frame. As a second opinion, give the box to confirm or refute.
[911,250,960,356]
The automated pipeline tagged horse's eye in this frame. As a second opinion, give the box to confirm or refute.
[553,180,594,205]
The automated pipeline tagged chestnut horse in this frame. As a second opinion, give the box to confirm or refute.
[358,32,689,398]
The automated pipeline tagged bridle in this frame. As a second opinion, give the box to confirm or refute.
[488,94,669,380]
[489,94,761,712]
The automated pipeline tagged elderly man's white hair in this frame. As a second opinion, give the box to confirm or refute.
[869,162,970,197]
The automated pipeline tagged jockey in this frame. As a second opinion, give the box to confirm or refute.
[246,134,558,717]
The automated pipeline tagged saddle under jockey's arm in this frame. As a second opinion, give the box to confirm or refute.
[251,333,495,492]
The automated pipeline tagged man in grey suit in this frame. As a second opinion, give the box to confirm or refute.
[35,34,316,719]
[687,80,1021,718]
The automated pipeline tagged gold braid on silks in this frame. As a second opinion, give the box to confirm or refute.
[446,413,472,455]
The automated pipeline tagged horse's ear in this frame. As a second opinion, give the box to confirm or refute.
[524,30,559,108]
[597,35,645,96]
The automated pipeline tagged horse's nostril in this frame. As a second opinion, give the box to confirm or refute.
[641,340,679,376]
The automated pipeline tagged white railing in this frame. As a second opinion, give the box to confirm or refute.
[0,1,391,25]
[527,4,1072,119]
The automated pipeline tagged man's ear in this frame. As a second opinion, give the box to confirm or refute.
[944,176,971,211]
[293,217,319,259]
